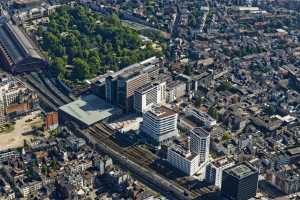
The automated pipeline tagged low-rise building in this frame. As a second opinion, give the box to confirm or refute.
[16,179,43,198]
[267,167,300,194]
[185,107,217,127]
[0,176,15,200]
[0,75,38,125]
[12,5,59,25]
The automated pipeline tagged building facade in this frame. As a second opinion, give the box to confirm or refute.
[190,127,210,163]
[105,57,160,112]
[266,167,300,194]
[0,17,46,73]
[167,144,200,176]
[186,107,217,127]
[134,81,166,113]
[206,156,235,188]
[221,162,259,200]
[0,76,38,125]
[118,72,149,112]
[141,105,178,146]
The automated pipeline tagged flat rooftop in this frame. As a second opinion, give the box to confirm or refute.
[135,82,157,94]
[59,95,120,126]
[170,144,198,161]
[225,162,257,179]
[191,127,209,138]
[211,156,234,168]
[287,147,300,156]
[149,105,177,118]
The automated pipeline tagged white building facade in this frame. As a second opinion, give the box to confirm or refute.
[167,145,200,176]
[206,157,235,188]
[141,105,178,146]
[186,107,217,127]
[190,127,210,163]
[134,82,166,113]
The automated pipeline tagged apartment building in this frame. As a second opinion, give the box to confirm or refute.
[190,127,210,163]
[0,76,38,125]
[167,140,200,176]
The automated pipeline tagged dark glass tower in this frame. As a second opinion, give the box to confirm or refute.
[221,162,258,200]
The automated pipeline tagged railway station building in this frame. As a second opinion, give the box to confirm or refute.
[0,17,46,73]
[59,94,122,128]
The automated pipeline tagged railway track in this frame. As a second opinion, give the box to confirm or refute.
[25,74,65,107]
[24,78,58,111]
[88,123,157,167]
[84,125,196,199]
[125,147,154,166]
[56,78,77,101]
[94,123,113,135]
[37,72,72,104]
[23,75,62,110]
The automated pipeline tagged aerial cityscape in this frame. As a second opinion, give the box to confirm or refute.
[0,0,299,199]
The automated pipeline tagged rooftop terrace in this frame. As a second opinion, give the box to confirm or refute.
[225,162,258,180]
[190,127,210,138]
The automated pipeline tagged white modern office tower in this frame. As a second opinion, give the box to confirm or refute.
[141,105,178,146]
[134,82,166,113]
[167,143,200,176]
[190,127,210,163]
[206,157,235,188]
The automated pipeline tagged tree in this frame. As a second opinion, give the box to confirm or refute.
[222,132,231,141]
[52,45,66,57]
[220,81,232,91]
[51,57,66,76]
[38,5,158,82]
[208,106,219,120]
[72,58,90,80]
[50,160,57,171]
[43,32,59,50]
[42,164,48,175]
[63,33,80,48]
[88,55,101,74]
[109,14,121,26]
[263,104,276,116]
[194,96,203,107]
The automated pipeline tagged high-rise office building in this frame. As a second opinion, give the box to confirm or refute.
[221,162,259,200]
[117,72,149,112]
[141,105,178,146]
[134,81,166,113]
[105,57,160,112]
[105,76,118,105]
[190,127,210,163]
